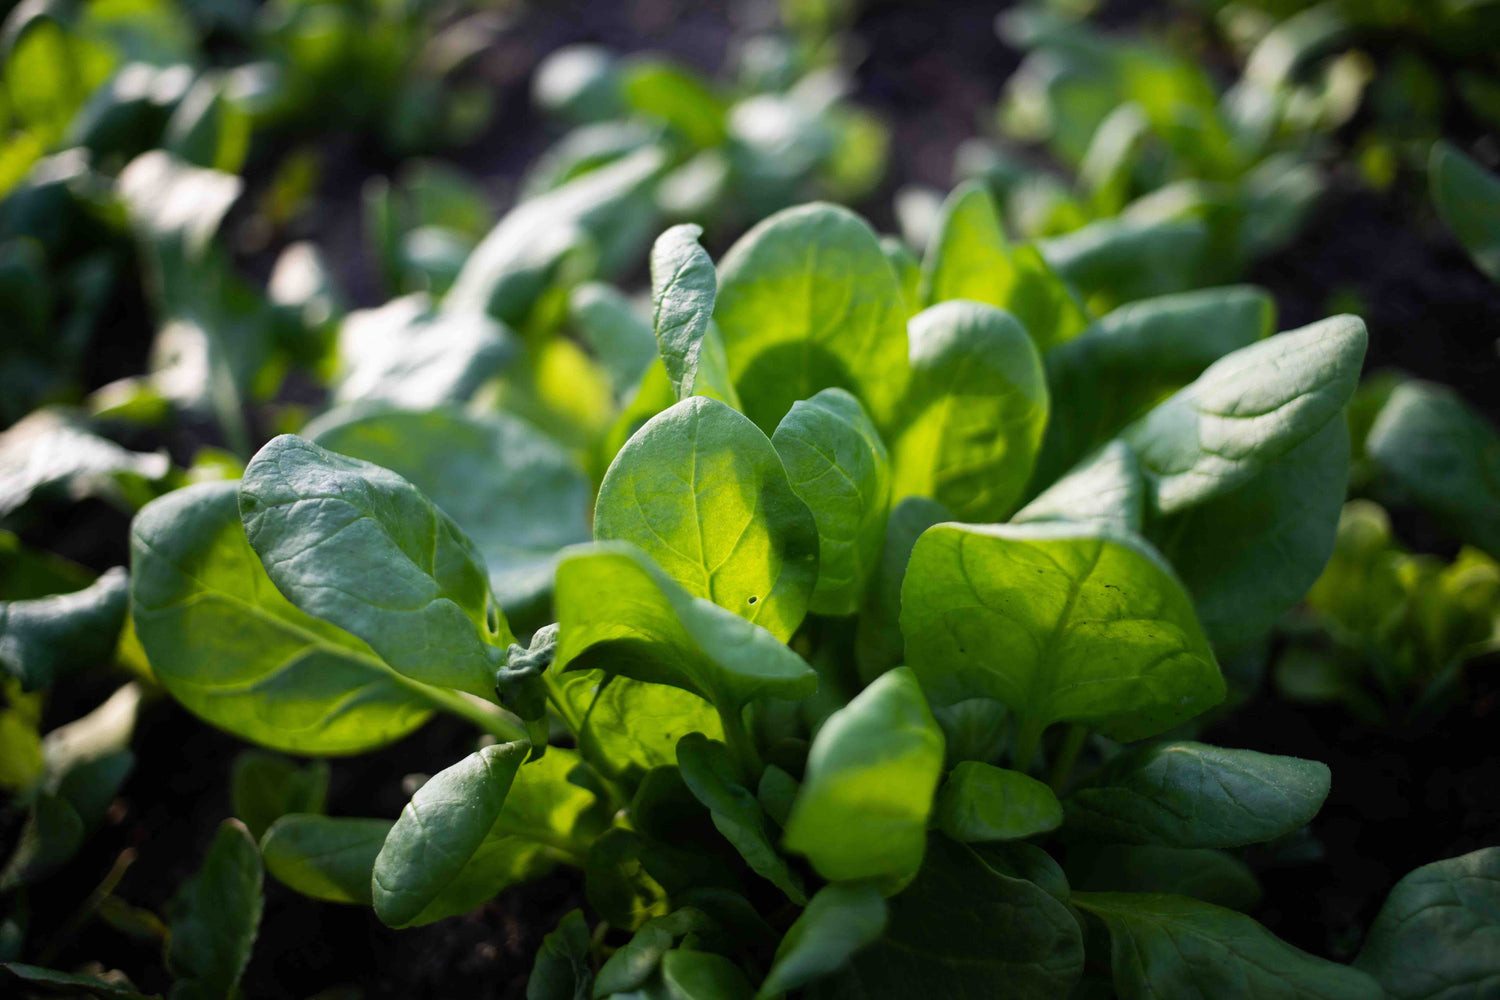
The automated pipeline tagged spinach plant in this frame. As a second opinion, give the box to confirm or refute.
[116,191,1495,999]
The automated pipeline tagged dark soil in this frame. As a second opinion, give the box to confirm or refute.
[8,1,1500,997]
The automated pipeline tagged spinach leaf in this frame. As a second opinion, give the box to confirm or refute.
[933,761,1063,842]
[835,835,1083,999]
[555,543,816,722]
[1014,440,1144,531]
[166,819,263,1000]
[650,223,717,401]
[240,434,510,697]
[261,816,393,906]
[1033,285,1274,488]
[310,406,591,620]
[1063,741,1330,848]
[529,910,594,1000]
[919,180,1012,308]
[1354,847,1500,1000]
[1075,892,1382,999]
[771,389,891,616]
[594,397,818,642]
[854,496,948,681]
[901,522,1223,754]
[677,733,806,904]
[0,566,128,691]
[331,297,514,410]
[1366,380,1500,558]
[714,203,910,434]
[1066,845,1261,912]
[373,741,529,927]
[782,667,945,888]
[758,884,887,999]
[1430,140,1500,283]
[891,300,1048,522]
[230,750,329,841]
[131,482,438,754]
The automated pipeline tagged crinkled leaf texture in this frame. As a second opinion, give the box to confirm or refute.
[901,521,1223,742]
[1354,847,1500,1000]
[1076,892,1382,1000]
[1063,740,1330,848]
[131,481,435,754]
[595,396,819,642]
[309,406,591,619]
[239,434,510,697]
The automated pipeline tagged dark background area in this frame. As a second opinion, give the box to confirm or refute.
[11,1,1499,997]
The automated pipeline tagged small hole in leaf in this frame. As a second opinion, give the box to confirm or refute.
[747,596,759,605]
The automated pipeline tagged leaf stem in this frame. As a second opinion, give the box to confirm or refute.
[718,701,764,783]
[1012,717,1046,775]
[1048,722,1088,792]
[542,672,630,812]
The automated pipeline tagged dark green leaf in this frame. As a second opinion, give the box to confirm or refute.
[166,819,262,1000]
[1075,892,1381,999]
[1,963,159,999]
[240,434,511,697]
[260,815,392,906]
[758,884,887,998]
[1430,140,1500,283]
[1064,741,1330,848]
[231,750,329,841]
[933,761,1063,842]
[1066,845,1261,912]
[0,566,128,691]
[1354,847,1500,1000]
[529,909,594,1000]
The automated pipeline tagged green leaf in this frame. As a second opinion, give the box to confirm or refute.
[529,909,594,1000]
[577,675,724,780]
[1120,315,1365,514]
[594,397,818,642]
[901,522,1223,745]
[854,496,948,682]
[230,750,329,841]
[166,819,263,1000]
[659,949,754,1000]
[310,407,591,619]
[620,58,727,149]
[1075,892,1382,999]
[676,733,806,904]
[933,761,1063,842]
[1065,845,1262,912]
[714,203,910,435]
[0,408,168,518]
[1149,419,1351,647]
[1430,140,1500,283]
[1041,217,1210,313]
[879,236,920,316]
[1001,245,1091,354]
[260,815,393,906]
[650,224,717,401]
[0,566,128,691]
[372,741,528,928]
[783,667,945,888]
[1033,285,1275,489]
[446,147,665,324]
[771,389,891,615]
[1014,440,1144,532]
[890,301,1048,522]
[758,884,887,999]
[1064,741,1329,848]
[919,181,1012,308]
[131,481,436,754]
[556,544,816,712]
[594,908,713,998]
[1,963,159,999]
[331,297,514,410]
[570,282,658,396]
[239,434,511,697]
[1354,847,1500,1000]
[1367,380,1500,558]
[836,835,1084,998]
